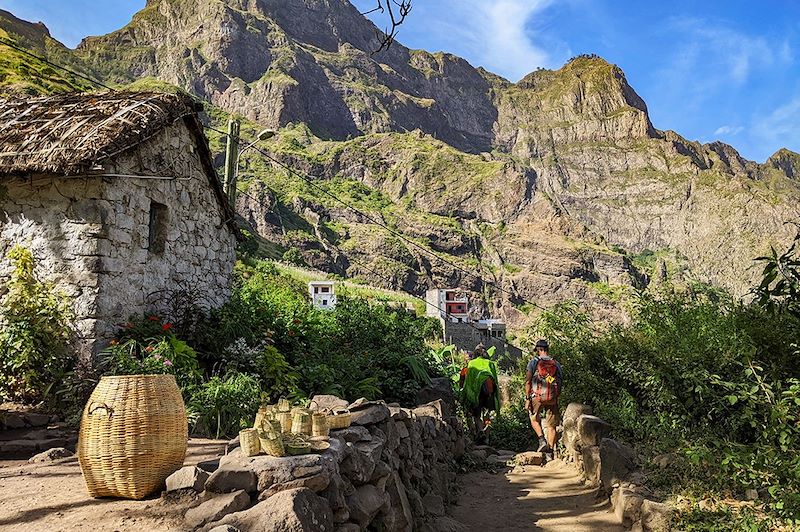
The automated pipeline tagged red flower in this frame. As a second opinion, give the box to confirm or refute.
[162,323,173,331]
[148,315,159,322]
[145,346,154,353]
[109,339,119,346]
[293,319,301,325]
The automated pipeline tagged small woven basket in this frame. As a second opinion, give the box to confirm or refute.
[259,429,285,457]
[277,398,291,412]
[311,413,330,437]
[277,411,293,433]
[286,441,312,456]
[292,410,312,435]
[328,409,352,430]
[77,374,187,500]
[254,405,274,429]
[240,428,261,457]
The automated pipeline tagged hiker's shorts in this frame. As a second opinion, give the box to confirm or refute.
[530,400,561,428]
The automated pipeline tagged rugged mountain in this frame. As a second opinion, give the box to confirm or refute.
[0,9,96,93]
[1,0,799,326]
[74,0,499,152]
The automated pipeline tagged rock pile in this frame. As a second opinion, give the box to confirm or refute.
[166,396,465,531]
[561,403,673,532]
[0,410,76,458]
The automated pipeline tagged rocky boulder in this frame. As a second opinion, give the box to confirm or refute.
[187,490,250,529]
[349,403,390,426]
[346,484,387,528]
[415,378,457,417]
[167,465,210,492]
[600,438,636,492]
[577,415,611,448]
[206,488,334,532]
[310,395,350,413]
[28,447,73,463]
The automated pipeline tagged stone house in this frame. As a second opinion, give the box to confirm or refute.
[425,288,517,360]
[0,91,239,357]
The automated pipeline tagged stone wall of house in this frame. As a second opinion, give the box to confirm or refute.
[0,122,236,357]
[442,320,509,358]
[0,176,107,355]
[90,122,236,344]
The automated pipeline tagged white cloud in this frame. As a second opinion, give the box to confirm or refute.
[657,18,789,109]
[751,96,800,160]
[383,0,562,81]
[673,19,777,84]
[477,0,555,80]
[714,125,744,136]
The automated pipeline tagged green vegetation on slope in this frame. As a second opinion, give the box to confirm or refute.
[0,28,95,95]
[490,235,800,529]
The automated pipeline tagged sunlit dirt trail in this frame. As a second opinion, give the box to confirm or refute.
[450,459,624,532]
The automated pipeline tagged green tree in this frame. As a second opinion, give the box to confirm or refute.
[0,246,74,403]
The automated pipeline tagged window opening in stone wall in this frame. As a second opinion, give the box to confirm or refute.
[148,201,168,255]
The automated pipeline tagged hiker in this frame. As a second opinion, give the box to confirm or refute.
[525,339,562,453]
[458,344,500,444]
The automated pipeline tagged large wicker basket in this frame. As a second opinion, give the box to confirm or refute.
[77,374,188,499]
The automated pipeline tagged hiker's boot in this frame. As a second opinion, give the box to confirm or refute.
[537,437,548,452]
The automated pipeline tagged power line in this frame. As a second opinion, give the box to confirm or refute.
[233,181,526,349]
[5,37,543,315]
[341,251,528,353]
[0,37,115,91]
[246,144,548,312]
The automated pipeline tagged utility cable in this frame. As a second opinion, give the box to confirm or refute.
[0,37,115,91]
[4,38,544,314]
[245,144,548,312]
[234,182,530,353]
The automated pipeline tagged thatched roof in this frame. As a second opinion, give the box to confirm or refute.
[0,91,239,237]
[0,91,201,175]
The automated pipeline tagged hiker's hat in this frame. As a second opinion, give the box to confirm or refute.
[534,339,549,350]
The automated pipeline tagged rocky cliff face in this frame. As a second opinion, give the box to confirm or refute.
[2,0,799,324]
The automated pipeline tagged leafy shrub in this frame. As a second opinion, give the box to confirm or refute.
[523,287,800,521]
[99,315,201,390]
[282,247,306,266]
[222,339,299,401]
[0,246,74,403]
[190,259,440,404]
[490,403,535,452]
[186,372,261,439]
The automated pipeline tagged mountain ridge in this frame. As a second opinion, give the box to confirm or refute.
[1,1,798,327]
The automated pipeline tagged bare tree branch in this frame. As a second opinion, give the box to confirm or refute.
[361,0,412,54]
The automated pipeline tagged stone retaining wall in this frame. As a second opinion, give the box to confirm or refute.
[561,402,673,532]
[169,396,465,531]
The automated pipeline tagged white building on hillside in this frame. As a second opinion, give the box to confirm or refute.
[425,288,469,322]
[309,280,337,310]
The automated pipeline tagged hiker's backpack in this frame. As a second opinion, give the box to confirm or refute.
[533,357,560,404]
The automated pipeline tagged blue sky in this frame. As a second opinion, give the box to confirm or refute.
[3,0,798,162]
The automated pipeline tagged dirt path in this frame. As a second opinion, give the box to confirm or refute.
[450,459,624,532]
[1,440,621,531]
[0,438,226,532]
